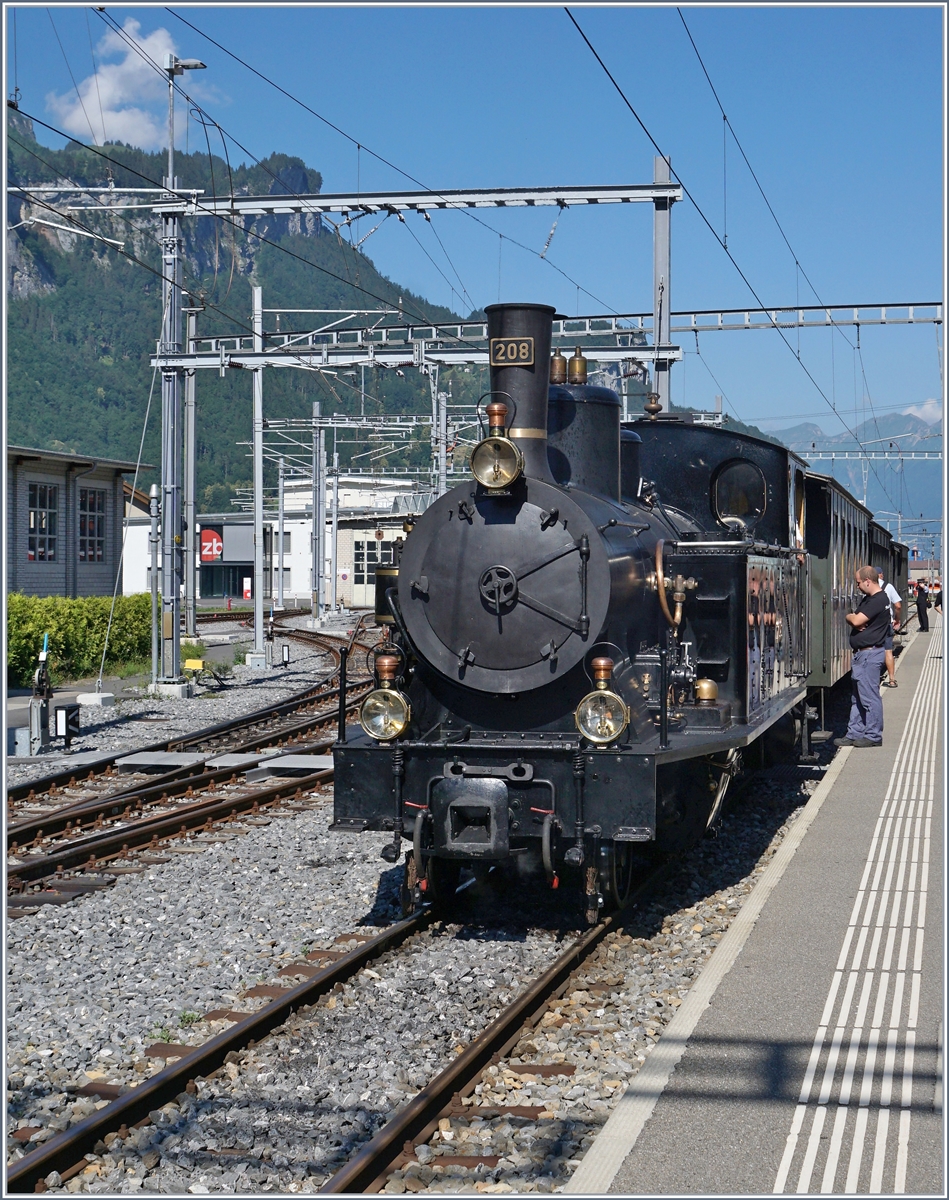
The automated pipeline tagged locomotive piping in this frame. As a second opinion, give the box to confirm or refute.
[655,539,679,631]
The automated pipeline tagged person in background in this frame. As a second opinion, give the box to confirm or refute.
[915,579,930,632]
[836,566,890,748]
[878,570,903,688]
[933,580,942,614]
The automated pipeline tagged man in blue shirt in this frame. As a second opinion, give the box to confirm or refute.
[835,566,889,748]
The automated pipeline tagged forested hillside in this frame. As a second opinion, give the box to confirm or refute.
[6,109,466,505]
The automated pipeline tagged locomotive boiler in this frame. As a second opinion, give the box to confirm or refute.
[333,301,815,921]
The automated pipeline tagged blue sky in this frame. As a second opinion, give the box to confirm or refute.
[5,3,946,438]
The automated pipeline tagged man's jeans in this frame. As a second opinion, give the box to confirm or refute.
[848,647,885,743]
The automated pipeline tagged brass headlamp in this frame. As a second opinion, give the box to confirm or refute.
[575,657,629,745]
[359,653,411,741]
[470,400,524,490]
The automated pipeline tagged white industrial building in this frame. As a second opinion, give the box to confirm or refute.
[123,475,434,610]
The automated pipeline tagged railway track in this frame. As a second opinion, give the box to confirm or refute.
[7,620,375,816]
[7,621,380,897]
[8,764,334,895]
[6,721,833,1195]
[6,863,667,1195]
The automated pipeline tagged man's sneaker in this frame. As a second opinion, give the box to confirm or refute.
[834,737,856,747]
[852,739,883,747]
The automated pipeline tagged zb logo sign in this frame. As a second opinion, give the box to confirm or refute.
[489,337,534,366]
[201,528,224,561]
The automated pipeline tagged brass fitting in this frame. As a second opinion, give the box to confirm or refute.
[375,654,399,687]
[485,400,508,435]
[567,346,588,385]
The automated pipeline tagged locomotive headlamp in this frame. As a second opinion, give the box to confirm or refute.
[471,401,523,490]
[360,654,411,741]
[575,657,629,744]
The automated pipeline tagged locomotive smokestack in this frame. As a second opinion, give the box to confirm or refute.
[485,302,556,483]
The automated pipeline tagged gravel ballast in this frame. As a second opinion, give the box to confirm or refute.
[6,653,860,1195]
[5,613,356,789]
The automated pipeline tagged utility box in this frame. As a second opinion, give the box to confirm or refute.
[55,703,81,748]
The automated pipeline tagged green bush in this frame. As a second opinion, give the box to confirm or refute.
[6,593,153,687]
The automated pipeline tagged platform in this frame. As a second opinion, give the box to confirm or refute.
[567,620,943,1196]
[114,751,208,774]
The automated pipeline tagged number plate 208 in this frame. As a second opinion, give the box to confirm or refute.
[489,337,534,366]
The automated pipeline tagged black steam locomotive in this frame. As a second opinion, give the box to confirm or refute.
[333,302,907,920]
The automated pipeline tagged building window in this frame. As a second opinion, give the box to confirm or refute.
[353,538,395,585]
[28,483,58,561]
[79,488,106,563]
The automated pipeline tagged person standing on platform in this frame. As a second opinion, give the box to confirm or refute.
[878,570,902,688]
[836,566,889,748]
[915,579,930,631]
[933,580,942,614]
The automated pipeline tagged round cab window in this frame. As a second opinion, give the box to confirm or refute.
[713,460,767,530]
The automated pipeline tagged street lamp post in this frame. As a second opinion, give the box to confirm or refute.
[155,52,205,693]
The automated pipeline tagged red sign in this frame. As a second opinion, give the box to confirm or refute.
[243,578,252,600]
[201,527,224,562]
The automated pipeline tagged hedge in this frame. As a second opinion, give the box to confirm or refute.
[6,593,153,687]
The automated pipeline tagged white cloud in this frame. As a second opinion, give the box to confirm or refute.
[45,19,191,152]
[903,398,942,426]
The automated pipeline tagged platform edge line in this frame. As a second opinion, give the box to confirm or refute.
[563,746,854,1195]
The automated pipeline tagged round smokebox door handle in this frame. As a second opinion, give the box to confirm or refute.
[479,565,519,611]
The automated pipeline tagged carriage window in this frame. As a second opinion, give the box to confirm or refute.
[793,468,805,548]
[713,460,767,529]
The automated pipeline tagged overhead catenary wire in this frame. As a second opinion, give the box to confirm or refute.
[564,6,900,515]
[161,5,617,315]
[12,110,482,356]
[675,7,888,453]
[9,174,380,395]
[46,7,101,150]
[91,12,455,324]
[28,15,491,360]
[9,134,238,323]
[12,7,19,102]
[12,155,473,439]
[96,344,163,692]
[84,8,109,149]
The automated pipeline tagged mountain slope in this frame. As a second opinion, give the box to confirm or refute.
[6,110,458,500]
